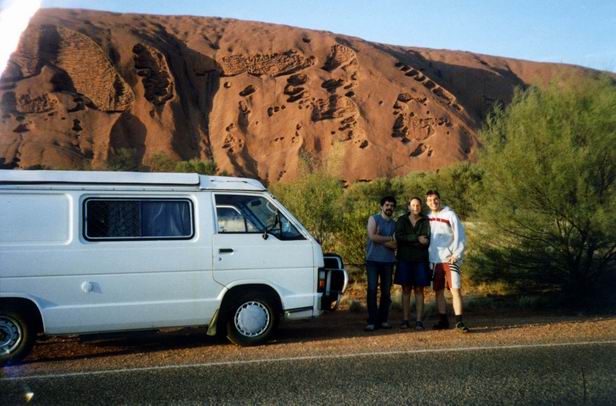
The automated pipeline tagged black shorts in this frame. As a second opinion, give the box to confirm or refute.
[394,260,431,287]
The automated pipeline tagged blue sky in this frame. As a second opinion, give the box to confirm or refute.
[40,0,616,72]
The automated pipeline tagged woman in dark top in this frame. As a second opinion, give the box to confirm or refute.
[394,197,431,330]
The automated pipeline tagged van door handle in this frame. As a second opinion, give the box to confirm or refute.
[219,248,234,254]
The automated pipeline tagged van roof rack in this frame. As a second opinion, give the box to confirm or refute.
[201,176,266,191]
[0,169,199,186]
[0,170,200,186]
[0,170,267,191]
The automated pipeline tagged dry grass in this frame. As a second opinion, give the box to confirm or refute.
[340,275,557,317]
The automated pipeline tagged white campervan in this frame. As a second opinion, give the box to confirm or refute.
[0,170,347,364]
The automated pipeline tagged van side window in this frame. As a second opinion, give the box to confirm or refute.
[215,194,305,240]
[84,199,193,240]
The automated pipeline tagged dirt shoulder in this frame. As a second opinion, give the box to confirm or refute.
[3,310,616,379]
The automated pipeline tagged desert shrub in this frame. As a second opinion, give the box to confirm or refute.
[348,299,364,313]
[174,159,217,175]
[468,75,616,299]
[333,198,374,266]
[394,162,483,219]
[106,150,219,175]
[146,153,218,175]
[344,178,404,208]
[147,152,176,172]
[345,163,482,221]
[427,163,483,218]
[107,148,139,171]
[270,169,344,252]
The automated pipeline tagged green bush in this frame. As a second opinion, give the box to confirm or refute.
[107,148,139,171]
[105,149,219,175]
[271,161,483,267]
[147,152,177,172]
[344,162,482,221]
[469,75,616,298]
[394,163,483,219]
[174,159,217,175]
[271,169,344,252]
[334,198,374,265]
[143,152,218,175]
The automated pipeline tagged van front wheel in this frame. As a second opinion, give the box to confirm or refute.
[226,293,276,346]
[0,310,34,365]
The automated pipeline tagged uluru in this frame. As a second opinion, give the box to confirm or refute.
[0,8,597,183]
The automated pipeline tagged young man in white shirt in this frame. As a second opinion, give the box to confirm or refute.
[426,190,469,333]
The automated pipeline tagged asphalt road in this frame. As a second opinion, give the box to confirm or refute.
[2,341,615,405]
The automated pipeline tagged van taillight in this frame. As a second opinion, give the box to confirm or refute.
[318,269,326,291]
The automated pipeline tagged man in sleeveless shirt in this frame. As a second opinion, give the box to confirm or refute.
[426,190,470,333]
[365,196,397,331]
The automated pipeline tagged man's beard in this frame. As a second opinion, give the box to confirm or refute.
[384,209,393,216]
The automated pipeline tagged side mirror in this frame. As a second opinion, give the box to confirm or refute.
[262,210,281,240]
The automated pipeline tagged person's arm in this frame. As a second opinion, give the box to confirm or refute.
[418,218,430,246]
[394,217,417,244]
[383,239,397,250]
[367,216,394,244]
[448,212,465,263]
[394,218,411,246]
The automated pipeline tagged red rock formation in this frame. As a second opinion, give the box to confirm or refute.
[0,9,601,182]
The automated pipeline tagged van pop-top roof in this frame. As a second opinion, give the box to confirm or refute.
[0,170,266,191]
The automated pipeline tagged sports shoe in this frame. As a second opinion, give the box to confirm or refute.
[415,321,425,331]
[400,320,410,329]
[380,322,393,330]
[364,324,376,332]
[455,321,470,333]
[432,320,450,330]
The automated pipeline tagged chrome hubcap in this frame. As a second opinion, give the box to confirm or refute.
[0,316,22,355]
[234,301,270,337]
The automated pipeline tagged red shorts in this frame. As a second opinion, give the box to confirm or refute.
[433,263,461,291]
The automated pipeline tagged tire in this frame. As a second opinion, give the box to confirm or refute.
[225,292,277,346]
[0,309,34,365]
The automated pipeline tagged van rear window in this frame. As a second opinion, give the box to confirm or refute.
[84,199,193,240]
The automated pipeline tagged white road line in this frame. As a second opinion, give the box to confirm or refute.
[3,339,616,382]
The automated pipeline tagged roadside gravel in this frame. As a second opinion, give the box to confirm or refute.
[3,311,615,379]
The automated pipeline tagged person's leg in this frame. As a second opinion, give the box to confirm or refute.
[436,289,447,313]
[433,289,448,329]
[432,263,449,329]
[365,262,379,329]
[451,288,463,316]
[401,285,411,327]
[378,262,393,327]
[413,261,430,329]
[396,261,411,327]
[449,268,469,332]
[414,287,424,323]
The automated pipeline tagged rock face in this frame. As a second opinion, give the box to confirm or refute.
[0,9,598,182]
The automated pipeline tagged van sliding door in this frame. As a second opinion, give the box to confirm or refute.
[40,195,218,334]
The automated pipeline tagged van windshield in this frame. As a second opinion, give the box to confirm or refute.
[215,194,305,240]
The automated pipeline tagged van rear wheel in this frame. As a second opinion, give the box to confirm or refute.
[0,310,34,365]
[226,293,276,346]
